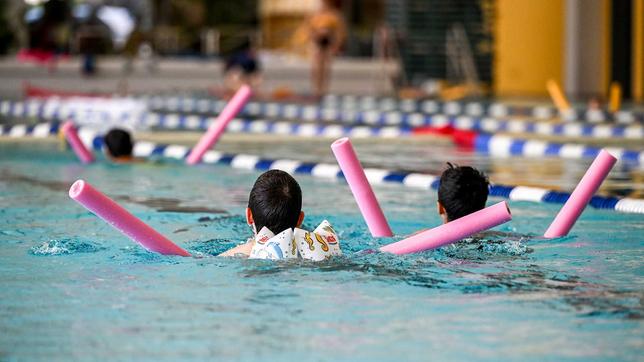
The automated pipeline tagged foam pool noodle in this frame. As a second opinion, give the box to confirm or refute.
[544,149,617,238]
[69,180,191,257]
[609,82,621,113]
[186,85,252,164]
[62,121,94,164]
[546,79,571,114]
[331,137,393,237]
[379,201,512,255]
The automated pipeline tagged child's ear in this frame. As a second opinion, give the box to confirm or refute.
[437,202,448,224]
[102,147,112,160]
[246,208,254,225]
[297,211,305,227]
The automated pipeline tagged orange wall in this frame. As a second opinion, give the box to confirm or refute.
[494,0,565,96]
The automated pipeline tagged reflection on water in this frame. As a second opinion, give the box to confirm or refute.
[1,170,228,214]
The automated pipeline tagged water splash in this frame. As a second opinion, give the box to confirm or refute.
[29,238,105,256]
[480,240,529,255]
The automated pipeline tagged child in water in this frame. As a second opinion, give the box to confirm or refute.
[437,163,489,223]
[220,169,305,257]
[103,128,135,162]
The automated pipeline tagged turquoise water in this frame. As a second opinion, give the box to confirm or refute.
[0,141,643,361]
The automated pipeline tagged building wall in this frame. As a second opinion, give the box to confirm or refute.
[633,0,644,101]
[564,0,610,99]
[259,0,317,50]
[577,0,609,97]
[493,0,564,96]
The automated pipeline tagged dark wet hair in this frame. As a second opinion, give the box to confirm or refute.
[438,163,489,222]
[248,170,302,233]
[104,128,133,158]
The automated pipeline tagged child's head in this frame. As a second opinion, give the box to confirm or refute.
[437,163,489,223]
[247,170,304,233]
[104,128,133,159]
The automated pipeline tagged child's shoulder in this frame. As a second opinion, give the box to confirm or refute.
[220,239,254,257]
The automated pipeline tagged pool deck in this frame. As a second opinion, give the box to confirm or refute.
[0,55,399,99]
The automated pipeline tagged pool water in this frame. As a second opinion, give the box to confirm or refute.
[1,141,643,361]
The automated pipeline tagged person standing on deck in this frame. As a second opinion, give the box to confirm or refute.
[306,0,346,99]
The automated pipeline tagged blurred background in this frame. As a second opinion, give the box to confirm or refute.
[0,0,642,103]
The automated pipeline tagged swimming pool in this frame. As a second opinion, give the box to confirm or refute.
[1,139,642,361]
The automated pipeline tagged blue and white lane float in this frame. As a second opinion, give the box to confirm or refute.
[0,113,413,139]
[110,139,644,215]
[2,121,643,167]
[6,98,644,140]
[473,133,644,166]
[140,96,644,131]
[320,94,644,124]
[7,97,644,140]
[2,123,642,214]
[137,94,643,124]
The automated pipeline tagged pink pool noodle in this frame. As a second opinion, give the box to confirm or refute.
[331,137,393,237]
[186,85,252,164]
[544,149,617,238]
[69,180,191,257]
[62,121,94,164]
[380,201,512,255]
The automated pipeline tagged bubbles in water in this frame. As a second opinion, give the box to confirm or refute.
[480,240,529,255]
[29,238,105,256]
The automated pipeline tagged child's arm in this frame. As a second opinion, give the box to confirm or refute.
[219,240,254,257]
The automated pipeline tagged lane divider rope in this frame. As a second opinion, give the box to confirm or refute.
[9,98,644,140]
[319,94,644,124]
[2,117,642,167]
[2,122,642,214]
[472,133,644,166]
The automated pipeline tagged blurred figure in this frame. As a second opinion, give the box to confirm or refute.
[224,39,261,93]
[20,0,71,72]
[306,0,346,98]
[122,12,156,75]
[123,31,156,74]
[75,5,112,76]
[3,0,27,53]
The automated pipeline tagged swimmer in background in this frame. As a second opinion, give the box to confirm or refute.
[103,128,137,163]
[220,170,305,257]
[224,39,262,94]
[437,163,489,224]
[306,0,346,99]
